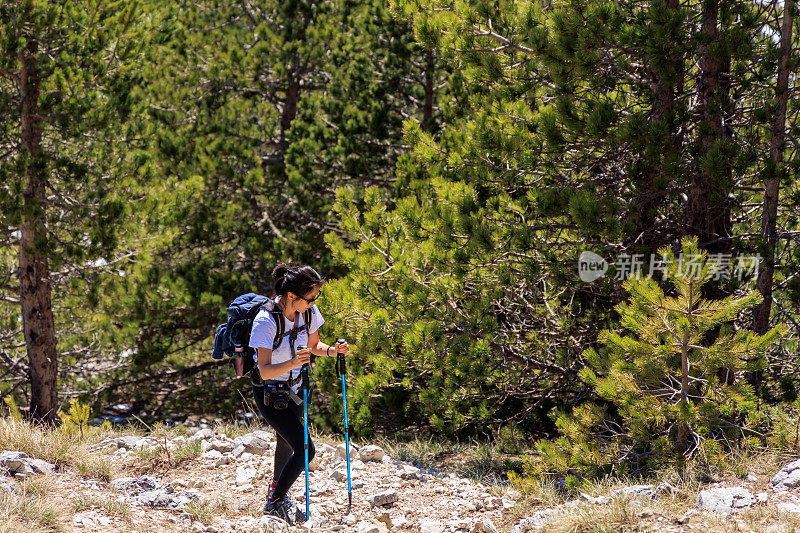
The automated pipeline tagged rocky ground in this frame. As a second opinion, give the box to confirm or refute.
[3,425,800,532]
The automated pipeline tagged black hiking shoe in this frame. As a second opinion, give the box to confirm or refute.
[263,496,294,524]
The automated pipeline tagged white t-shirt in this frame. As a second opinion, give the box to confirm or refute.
[249,302,325,392]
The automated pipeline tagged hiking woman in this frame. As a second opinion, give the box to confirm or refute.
[249,263,350,522]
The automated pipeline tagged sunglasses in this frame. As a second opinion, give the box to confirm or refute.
[299,293,320,304]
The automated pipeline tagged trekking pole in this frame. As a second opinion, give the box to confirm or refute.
[335,338,353,513]
[299,345,311,522]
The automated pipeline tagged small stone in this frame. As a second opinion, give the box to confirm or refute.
[358,445,385,462]
[367,490,399,507]
[317,443,335,455]
[0,478,18,494]
[397,465,422,480]
[336,444,358,460]
[475,518,499,533]
[484,497,503,510]
[330,470,348,482]
[579,492,611,505]
[27,458,56,475]
[235,464,258,486]
[187,428,215,443]
[778,502,800,514]
[202,450,223,461]
[356,522,380,533]
[257,515,289,532]
[614,484,656,499]
[419,519,444,533]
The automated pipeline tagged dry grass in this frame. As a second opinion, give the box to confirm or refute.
[133,437,202,470]
[538,496,645,533]
[0,417,114,480]
[0,476,63,533]
[184,497,231,525]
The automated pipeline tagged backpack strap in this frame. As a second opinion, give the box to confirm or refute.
[270,307,285,350]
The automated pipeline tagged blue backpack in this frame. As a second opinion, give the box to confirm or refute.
[212,293,312,379]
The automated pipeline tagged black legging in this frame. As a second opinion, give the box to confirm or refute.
[253,384,316,501]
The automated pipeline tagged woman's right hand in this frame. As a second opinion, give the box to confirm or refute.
[293,348,312,368]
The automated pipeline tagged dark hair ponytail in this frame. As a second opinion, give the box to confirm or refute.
[272,263,324,298]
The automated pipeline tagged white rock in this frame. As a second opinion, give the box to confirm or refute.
[511,509,557,533]
[358,445,385,462]
[696,487,754,515]
[392,515,409,528]
[336,444,358,459]
[397,465,422,480]
[484,497,503,510]
[579,492,611,505]
[613,484,655,498]
[233,433,272,456]
[471,518,498,533]
[202,438,235,454]
[256,514,289,532]
[236,464,258,486]
[367,490,399,507]
[356,522,380,533]
[419,519,444,533]
[317,443,335,455]
[777,469,800,490]
[202,450,223,461]
[778,502,800,514]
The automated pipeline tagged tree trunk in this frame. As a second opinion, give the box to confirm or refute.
[686,0,732,256]
[677,282,693,455]
[628,0,683,258]
[18,38,59,425]
[279,73,301,151]
[422,49,435,132]
[750,0,794,390]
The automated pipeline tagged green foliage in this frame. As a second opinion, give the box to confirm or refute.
[3,397,23,421]
[531,236,788,478]
[58,399,91,439]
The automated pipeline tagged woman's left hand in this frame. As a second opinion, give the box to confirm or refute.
[335,340,350,356]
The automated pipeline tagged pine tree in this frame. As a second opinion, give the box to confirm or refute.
[0,0,146,422]
[316,0,797,438]
[533,236,787,477]
[82,0,446,419]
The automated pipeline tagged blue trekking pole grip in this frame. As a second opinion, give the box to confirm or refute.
[299,344,311,522]
[336,338,353,513]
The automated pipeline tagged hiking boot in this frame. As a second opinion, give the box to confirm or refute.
[263,496,294,524]
[267,478,277,501]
